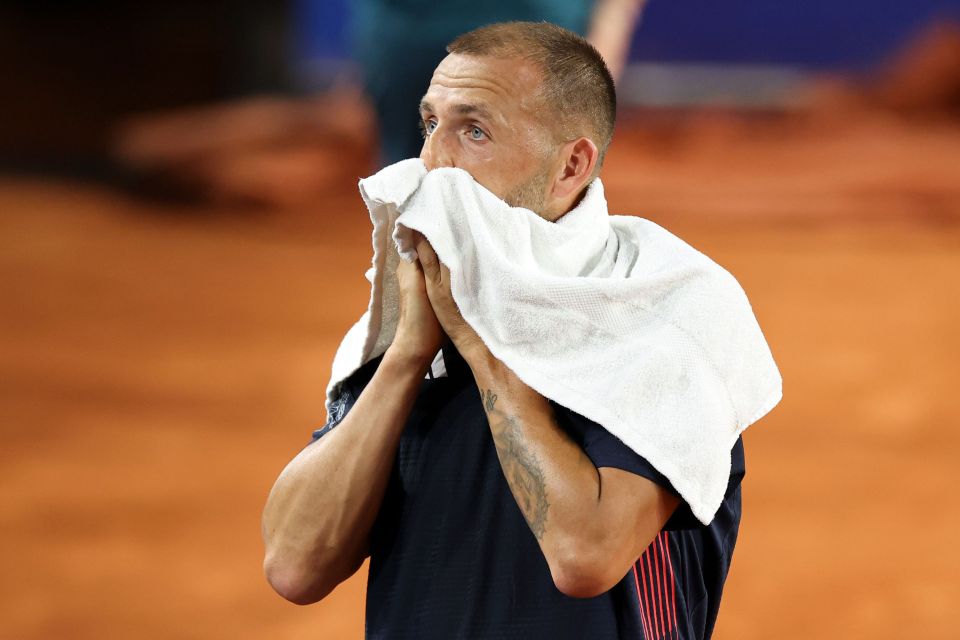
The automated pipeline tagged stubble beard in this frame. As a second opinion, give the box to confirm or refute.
[502,164,550,216]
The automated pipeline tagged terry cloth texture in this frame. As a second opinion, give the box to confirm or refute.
[326,158,782,525]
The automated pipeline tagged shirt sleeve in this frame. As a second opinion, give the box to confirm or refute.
[309,355,384,443]
[550,401,746,530]
[551,401,674,487]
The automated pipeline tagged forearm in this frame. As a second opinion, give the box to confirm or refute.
[413,234,675,597]
[262,346,430,603]
[466,351,612,583]
[466,347,678,597]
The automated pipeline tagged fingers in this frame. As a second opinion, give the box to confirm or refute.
[394,255,422,286]
[414,233,441,282]
[438,263,452,291]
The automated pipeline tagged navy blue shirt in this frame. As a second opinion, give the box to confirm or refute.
[312,346,745,639]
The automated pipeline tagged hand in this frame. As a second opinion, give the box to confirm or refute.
[390,256,445,364]
[413,234,486,360]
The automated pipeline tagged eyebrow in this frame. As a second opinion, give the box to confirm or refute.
[419,100,493,121]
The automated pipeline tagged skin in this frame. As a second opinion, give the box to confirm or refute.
[587,0,647,80]
[262,53,678,605]
[418,54,598,222]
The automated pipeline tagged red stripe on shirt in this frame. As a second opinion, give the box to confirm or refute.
[644,545,662,638]
[639,551,657,638]
[654,533,666,636]
[633,562,653,640]
[656,532,674,635]
[653,535,666,638]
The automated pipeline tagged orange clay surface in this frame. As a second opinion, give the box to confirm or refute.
[1,114,959,639]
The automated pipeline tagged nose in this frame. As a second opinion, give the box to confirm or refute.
[419,126,456,171]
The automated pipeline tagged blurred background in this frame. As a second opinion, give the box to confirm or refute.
[1,1,958,638]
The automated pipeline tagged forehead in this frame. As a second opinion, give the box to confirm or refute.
[422,54,544,118]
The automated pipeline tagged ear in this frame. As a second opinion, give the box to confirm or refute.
[546,137,599,218]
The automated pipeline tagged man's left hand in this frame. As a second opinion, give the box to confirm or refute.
[413,233,486,360]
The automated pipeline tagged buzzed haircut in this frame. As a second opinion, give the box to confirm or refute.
[447,21,617,166]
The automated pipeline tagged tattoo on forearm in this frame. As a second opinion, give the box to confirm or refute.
[483,389,498,412]
[482,388,550,540]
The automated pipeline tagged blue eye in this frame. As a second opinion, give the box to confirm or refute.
[420,119,438,137]
[470,126,485,141]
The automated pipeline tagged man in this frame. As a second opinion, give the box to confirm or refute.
[263,23,748,639]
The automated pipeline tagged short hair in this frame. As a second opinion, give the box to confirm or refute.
[447,21,617,167]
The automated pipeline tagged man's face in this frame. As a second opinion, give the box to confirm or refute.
[419,54,557,214]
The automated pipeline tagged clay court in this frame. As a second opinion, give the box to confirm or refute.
[2,102,958,639]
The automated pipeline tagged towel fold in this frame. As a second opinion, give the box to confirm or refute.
[327,158,782,525]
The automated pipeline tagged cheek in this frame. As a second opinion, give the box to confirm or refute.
[456,146,502,189]
[459,130,537,199]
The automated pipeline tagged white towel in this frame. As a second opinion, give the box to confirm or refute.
[327,158,782,525]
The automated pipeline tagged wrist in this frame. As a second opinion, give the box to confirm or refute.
[466,348,544,409]
[463,344,508,382]
[384,340,437,372]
